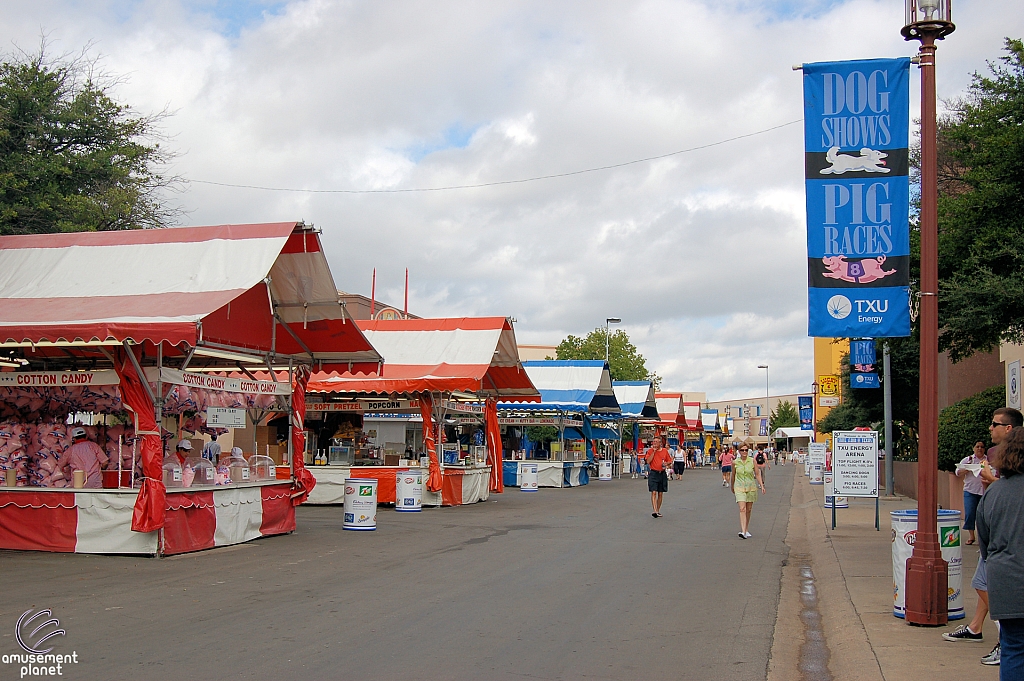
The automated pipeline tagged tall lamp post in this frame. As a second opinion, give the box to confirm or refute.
[758,364,769,442]
[605,318,621,363]
[902,0,954,627]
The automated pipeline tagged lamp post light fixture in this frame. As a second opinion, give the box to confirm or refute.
[902,0,954,627]
[758,364,769,440]
[605,318,621,364]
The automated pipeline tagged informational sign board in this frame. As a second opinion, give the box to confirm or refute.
[808,442,827,466]
[206,407,246,428]
[832,430,879,497]
[803,58,912,338]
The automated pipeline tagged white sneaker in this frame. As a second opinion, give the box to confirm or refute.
[744,531,752,538]
[982,643,1001,665]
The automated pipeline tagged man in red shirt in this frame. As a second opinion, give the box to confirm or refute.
[645,435,673,518]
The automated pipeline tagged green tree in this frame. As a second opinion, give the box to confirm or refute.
[937,385,1005,471]
[556,328,660,386]
[769,400,799,434]
[0,48,177,235]
[930,38,1024,361]
[816,337,921,459]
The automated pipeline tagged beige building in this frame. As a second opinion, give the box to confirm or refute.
[705,393,813,445]
[517,345,558,361]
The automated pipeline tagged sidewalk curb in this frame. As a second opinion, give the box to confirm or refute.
[768,474,885,681]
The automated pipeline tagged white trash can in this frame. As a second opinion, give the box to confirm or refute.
[395,469,422,512]
[622,454,631,476]
[822,471,849,508]
[805,459,811,477]
[891,509,964,620]
[343,478,378,530]
[520,462,538,492]
[809,463,824,485]
[598,460,613,481]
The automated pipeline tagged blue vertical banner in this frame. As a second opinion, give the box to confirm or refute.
[799,396,814,431]
[804,58,911,338]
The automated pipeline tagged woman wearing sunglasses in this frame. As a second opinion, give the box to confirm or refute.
[730,446,765,539]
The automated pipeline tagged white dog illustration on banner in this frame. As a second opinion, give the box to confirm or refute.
[819,147,890,174]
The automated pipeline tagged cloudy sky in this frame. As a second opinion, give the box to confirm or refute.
[4,1,1021,400]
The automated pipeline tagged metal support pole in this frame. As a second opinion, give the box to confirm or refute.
[884,342,894,497]
[904,33,948,627]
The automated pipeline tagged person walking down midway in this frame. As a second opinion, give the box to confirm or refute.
[977,424,1024,680]
[731,446,764,539]
[646,435,673,518]
[720,446,735,487]
[672,445,686,480]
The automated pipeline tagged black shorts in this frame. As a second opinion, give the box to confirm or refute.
[721,465,732,473]
[648,469,668,492]
[672,461,686,475]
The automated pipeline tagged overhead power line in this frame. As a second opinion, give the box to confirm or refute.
[191,118,801,194]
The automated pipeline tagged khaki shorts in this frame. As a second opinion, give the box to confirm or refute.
[735,490,757,503]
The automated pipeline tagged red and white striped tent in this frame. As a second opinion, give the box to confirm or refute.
[653,393,686,430]
[0,222,381,555]
[307,317,539,497]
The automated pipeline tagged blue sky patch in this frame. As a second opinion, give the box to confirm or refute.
[187,0,286,37]
[405,122,479,162]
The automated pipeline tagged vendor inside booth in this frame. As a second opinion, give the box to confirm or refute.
[0,222,381,555]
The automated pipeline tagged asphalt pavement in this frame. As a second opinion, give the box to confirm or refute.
[0,465,795,681]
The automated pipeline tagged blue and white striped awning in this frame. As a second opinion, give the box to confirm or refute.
[499,360,621,414]
[612,381,659,419]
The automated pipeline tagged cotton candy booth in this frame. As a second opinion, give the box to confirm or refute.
[0,222,382,555]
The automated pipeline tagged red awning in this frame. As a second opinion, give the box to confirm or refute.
[0,223,381,369]
[308,317,538,399]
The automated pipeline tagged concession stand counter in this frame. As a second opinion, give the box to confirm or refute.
[0,223,381,555]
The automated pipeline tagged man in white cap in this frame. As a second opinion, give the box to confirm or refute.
[171,439,193,467]
[58,428,108,488]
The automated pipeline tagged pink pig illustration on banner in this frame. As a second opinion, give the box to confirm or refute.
[821,255,897,284]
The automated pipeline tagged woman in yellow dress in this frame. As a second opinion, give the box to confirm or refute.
[730,446,765,539]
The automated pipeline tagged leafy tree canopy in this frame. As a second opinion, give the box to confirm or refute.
[769,400,799,434]
[556,328,660,386]
[937,385,1005,472]
[933,38,1024,361]
[0,47,178,235]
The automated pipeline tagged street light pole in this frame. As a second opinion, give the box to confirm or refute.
[902,0,954,627]
[605,318,621,364]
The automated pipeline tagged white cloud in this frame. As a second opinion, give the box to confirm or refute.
[2,0,1020,400]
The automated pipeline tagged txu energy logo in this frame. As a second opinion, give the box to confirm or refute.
[16,610,64,654]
